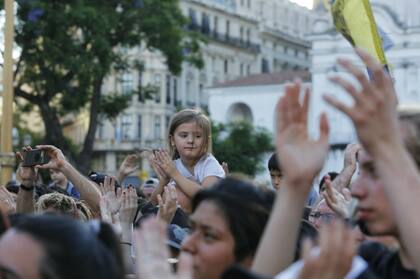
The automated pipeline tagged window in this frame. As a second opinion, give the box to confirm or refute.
[246,29,251,44]
[225,20,230,39]
[121,72,133,95]
[202,13,210,34]
[154,73,161,103]
[214,16,219,36]
[96,118,104,140]
[166,75,171,104]
[186,79,194,104]
[154,116,161,140]
[173,77,178,105]
[240,26,244,43]
[138,71,144,102]
[262,58,270,73]
[121,114,132,140]
[137,115,142,140]
[247,64,251,75]
[224,59,228,74]
[240,63,244,76]
[166,116,171,128]
[189,8,197,29]
[247,0,251,8]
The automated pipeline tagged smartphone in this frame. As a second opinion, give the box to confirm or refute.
[22,149,50,167]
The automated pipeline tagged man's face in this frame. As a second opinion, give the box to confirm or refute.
[269,170,283,190]
[351,150,398,236]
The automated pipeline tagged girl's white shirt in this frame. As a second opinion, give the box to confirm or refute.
[173,153,225,184]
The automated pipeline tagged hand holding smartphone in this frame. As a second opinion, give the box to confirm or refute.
[21,149,50,167]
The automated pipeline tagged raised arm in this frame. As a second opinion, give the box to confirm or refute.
[36,145,102,212]
[332,143,360,192]
[324,48,420,273]
[252,81,330,276]
[15,148,37,213]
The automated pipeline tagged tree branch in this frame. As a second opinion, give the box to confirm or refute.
[14,87,40,104]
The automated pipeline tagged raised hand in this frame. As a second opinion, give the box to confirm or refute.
[99,176,122,215]
[276,81,330,187]
[157,185,178,224]
[323,48,399,156]
[119,186,138,224]
[322,176,352,218]
[118,154,139,181]
[343,143,361,170]
[34,145,67,170]
[148,151,170,184]
[135,217,192,279]
[154,149,178,178]
[16,147,38,186]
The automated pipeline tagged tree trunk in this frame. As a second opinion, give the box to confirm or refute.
[77,75,104,174]
[38,101,70,153]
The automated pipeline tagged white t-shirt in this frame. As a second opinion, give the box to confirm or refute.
[174,153,225,183]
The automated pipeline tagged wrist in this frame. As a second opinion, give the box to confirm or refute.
[20,183,35,191]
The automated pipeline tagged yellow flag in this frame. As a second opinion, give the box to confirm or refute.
[332,0,388,65]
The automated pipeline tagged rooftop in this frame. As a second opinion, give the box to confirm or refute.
[212,70,311,88]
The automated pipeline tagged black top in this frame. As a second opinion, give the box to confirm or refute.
[359,241,417,279]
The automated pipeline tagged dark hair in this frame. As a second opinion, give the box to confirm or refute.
[12,214,124,279]
[267,153,281,173]
[318,172,339,192]
[0,208,9,236]
[191,177,274,262]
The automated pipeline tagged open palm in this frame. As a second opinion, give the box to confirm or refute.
[276,82,329,186]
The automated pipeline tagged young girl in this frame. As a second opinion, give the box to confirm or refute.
[151,109,225,212]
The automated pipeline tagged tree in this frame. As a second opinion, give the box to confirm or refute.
[212,121,272,177]
[3,0,203,173]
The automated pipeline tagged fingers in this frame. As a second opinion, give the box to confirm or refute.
[341,188,352,201]
[318,112,329,143]
[323,94,355,119]
[355,48,391,90]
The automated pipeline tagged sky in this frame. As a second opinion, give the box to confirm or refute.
[289,0,314,9]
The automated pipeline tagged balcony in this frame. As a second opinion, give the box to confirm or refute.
[187,24,260,53]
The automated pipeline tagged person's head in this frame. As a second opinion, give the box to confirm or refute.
[0,214,124,279]
[181,177,273,279]
[35,192,80,219]
[141,178,159,200]
[168,109,212,161]
[351,150,398,236]
[318,171,339,193]
[267,153,283,190]
[351,112,420,237]
[309,199,339,230]
[49,169,68,187]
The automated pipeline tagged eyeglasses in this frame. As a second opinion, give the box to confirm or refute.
[309,212,338,224]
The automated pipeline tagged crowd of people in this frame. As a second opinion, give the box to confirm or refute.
[0,48,419,279]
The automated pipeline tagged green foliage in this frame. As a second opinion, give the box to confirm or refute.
[99,93,133,120]
[212,121,273,177]
[4,0,204,166]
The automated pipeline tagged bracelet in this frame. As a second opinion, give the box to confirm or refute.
[120,242,132,246]
[20,184,35,191]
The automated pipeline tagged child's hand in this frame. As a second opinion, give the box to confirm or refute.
[99,176,122,215]
[119,186,138,224]
[154,150,178,178]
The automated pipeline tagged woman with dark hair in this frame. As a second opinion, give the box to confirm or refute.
[181,176,274,279]
[0,214,124,279]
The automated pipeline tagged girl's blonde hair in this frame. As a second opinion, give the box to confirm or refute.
[168,108,212,159]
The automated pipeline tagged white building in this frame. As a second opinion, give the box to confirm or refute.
[208,0,420,180]
[91,0,316,176]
